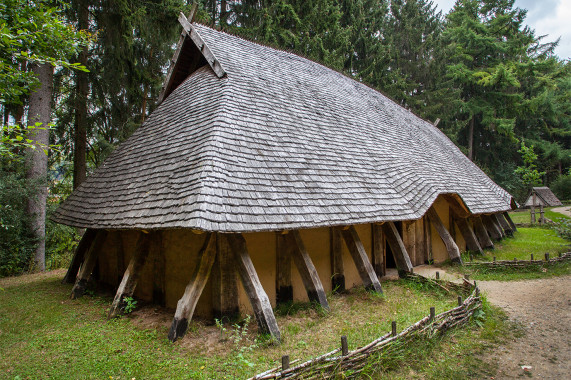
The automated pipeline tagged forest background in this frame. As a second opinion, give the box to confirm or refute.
[1,0,569,277]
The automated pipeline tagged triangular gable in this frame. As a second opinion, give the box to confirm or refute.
[158,11,226,104]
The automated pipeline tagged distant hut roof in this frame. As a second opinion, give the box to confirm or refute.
[524,187,563,207]
[52,22,514,232]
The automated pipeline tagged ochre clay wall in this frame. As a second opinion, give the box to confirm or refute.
[96,197,467,318]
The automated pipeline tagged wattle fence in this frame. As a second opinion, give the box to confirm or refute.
[464,251,570,269]
[249,275,480,380]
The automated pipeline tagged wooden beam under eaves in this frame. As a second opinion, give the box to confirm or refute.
[330,227,345,292]
[482,214,502,241]
[339,226,383,293]
[70,230,108,299]
[494,213,513,236]
[450,210,483,254]
[168,233,216,342]
[285,231,329,311]
[108,232,151,318]
[276,233,293,304]
[381,222,414,275]
[426,207,463,264]
[226,233,281,342]
[503,212,517,232]
[212,233,239,320]
[62,228,97,284]
[471,216,494,249]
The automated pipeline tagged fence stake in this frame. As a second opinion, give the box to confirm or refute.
[282,355,290,371]
[457,296,462,306]
[435,271,440,280]
[545,253,550,261]
[430,307,435,321]
[391,321,397,337]
[341,336,348,356]
[464,274,470,280]
[493,256,496,262]
[531,254,534,261]
[469,253,473,262]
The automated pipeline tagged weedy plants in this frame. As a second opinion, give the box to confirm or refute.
[122,297,138,314]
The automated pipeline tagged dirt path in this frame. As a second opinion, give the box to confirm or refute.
[551,206,571,218]
[478,276,571,379]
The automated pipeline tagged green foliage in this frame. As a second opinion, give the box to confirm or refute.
[122,296,138,314]
[0,162,39,277]
[551,174,571,201]
[0,0,91,104]
[514,141,545,186]
[553,219,571,240]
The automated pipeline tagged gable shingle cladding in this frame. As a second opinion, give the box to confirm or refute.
[52,24,514,232]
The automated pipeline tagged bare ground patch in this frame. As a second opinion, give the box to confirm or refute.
[478,275,571,379]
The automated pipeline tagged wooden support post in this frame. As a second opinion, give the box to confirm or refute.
[339,226,383,293]
[285,231,329,311]
[108,232,151,318]
[491,214,506,238]
[276,232,293,304]
[63,228,97,284]
[402,221,417,266]
[481,215,502,241]
[472,216,494,249]
[226,233,281,342]
[381,222,413,275]
[426,207,463,264]
[531,191,537,224]
[330,227,345,292]
[415,218,425,266]
[448,208,456,243]
[70,230,108,299]
[451,211,483,254]
[341,335,348,356]
[503,212,517,232]
[150,231,166,306]
[115,233,126,285]
[282,355,290,370]
[167,233,216,342]
[212,232,239,320]
[391,321,397,337]
[371,224,385,278]
[430,307,435,320]
[495,213,513,237]
[540,205,545,225]
[424,215,432,263]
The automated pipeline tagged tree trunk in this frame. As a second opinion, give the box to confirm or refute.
[467,116,474,161]
[26,63,54,272]
[73,0,89,189]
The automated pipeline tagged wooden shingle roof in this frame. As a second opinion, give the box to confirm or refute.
[524,187,562,207]
[52,23,514,232]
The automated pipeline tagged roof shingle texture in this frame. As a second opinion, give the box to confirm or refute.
[52,24,514,232]
[525,187,562,207]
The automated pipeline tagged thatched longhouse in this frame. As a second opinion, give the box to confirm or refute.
[53,14,516,342]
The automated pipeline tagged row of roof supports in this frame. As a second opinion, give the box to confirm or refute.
[62,210,516,343]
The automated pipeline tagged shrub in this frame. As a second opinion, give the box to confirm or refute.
[551,175,571,202]
[0,165,38,277]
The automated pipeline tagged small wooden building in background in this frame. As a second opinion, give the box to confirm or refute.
[523,187,563,207]
[53,14,516,342]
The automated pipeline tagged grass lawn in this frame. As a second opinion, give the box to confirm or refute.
[0,270,512,380]
[456,227,571,281]
[508,207,569,225]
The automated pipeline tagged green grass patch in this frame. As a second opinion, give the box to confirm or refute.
[509,207,569,225]
[0,272,470,379]
[361,299,522,379]
[454,227,570,281]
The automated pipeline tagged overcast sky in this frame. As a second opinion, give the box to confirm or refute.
[431,0,570,59]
